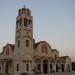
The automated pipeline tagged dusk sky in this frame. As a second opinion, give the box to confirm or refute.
[0,0,75,61]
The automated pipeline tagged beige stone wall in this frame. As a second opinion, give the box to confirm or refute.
[34,42,52,57]
[64,57,72,71]
[13,60,32,75]
[3,45,13,59]
[51,50,59,58]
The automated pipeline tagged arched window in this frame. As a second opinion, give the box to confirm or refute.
[55,54,57,60]
[50,64,53,71]
[24,18,27,27]
[45,47,47,53]
[28,20,32,26]
[18,40,20,47]
[19,18,22,26]
[42,45,47,54]
[26,64,29,71]
[0,66,1,71]
[6,47,9,56]
[26,40,29,47]
[17,64,19,71]
[5,64,8,73]
[34,58,41,73]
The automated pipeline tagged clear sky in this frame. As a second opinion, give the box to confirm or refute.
[0,0,75,61]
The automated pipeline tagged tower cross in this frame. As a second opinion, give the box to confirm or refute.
[24,5,25,8]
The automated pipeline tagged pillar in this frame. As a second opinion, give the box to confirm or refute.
[55,63,56,73]
[3,61,6,75]
[59,63,61,72]
[48,63,50,75]
[41,61,43,75]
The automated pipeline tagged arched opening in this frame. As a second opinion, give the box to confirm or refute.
[6,47,9,56]
[24,18,27,27]
[18,40,20,47]
[26,64,29,71]
[61,64,64,72]
[43,59,48,74]
[26,40,29,47]
[34,58,41,74]
[55,54,57,60]
[50,64,53,73]
[42,45,47,54]
[17,64,19,71]
[56,64,58,72]
[5,64,8,74]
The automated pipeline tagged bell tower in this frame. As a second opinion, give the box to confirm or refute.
[14,6,33,59]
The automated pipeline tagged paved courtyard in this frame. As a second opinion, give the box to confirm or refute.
[50,71,75,75]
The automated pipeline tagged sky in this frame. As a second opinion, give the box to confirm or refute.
[0,0,75,61]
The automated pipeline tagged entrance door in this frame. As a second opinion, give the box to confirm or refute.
[50,64,53,73]
[43,60,48,74]
[61,64,64,72]
[56,64,59,72]
[5,64,8,74]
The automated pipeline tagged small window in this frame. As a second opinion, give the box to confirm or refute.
[28,20,32,26]
[42,45,47,54]
[45,47,47,53]
[20,18,22,26]
[18,40,20,47]
[6,47,9,56]
[16,19,22,29]
[50,64,53,70]
[55,54,57,59]
[24,18,27,27]
[26,64,29,71]
[16,20,19,29]
[17,64,19,71]
[26,40,29,47]
[6,65,8,73]
[0,66,1,71]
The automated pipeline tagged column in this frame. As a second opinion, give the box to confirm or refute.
[41,61,43,75]
[59,63,61,72]
[3,61,6,75]
[48,63,50,75]
[31,61,35,75]
[55,63,56,73]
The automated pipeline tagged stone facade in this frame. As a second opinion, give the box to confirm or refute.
[0,7,72,75]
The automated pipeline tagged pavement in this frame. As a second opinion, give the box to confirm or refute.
[50,71,75,75]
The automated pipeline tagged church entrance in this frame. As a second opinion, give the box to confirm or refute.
[34,58,41,74]
[43,59,48,74]
[56,64,58,72]
[5,64,8,74]
[61,64,64,72]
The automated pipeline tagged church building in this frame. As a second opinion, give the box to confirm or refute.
[0,6,72,75]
